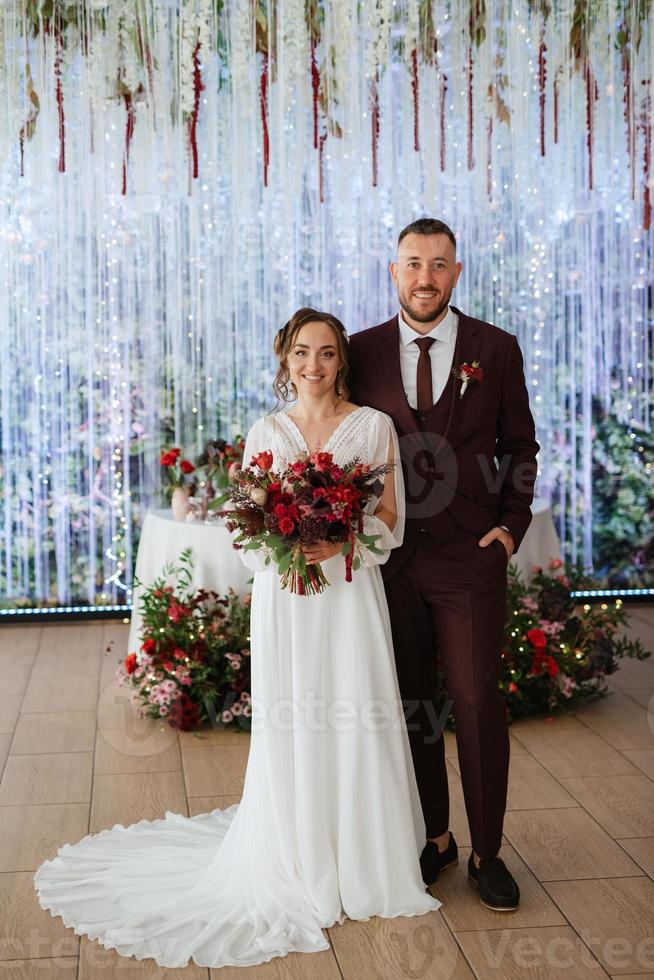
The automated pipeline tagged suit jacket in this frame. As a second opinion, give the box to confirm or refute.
[347,307,540,580]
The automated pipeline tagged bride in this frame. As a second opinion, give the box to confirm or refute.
[33,307,441,970]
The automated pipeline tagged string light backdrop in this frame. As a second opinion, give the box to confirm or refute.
[0,0,652,604]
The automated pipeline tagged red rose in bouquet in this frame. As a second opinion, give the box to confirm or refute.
[221,448,393,595]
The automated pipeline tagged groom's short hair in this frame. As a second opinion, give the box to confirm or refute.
[398,218,456,251]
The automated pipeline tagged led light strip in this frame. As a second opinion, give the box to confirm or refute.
[0,604,132,617]
[570,589,654,598]
[0,589,651,619]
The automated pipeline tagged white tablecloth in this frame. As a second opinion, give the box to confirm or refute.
[127,509,253,656]
[128,499,560,654]
[510,498,561,583]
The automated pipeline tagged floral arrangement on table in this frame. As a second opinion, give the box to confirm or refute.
[117,548,252,731]
[159,437,245,520]
[159,447,196,498]
[196,436,246,513]
[222,448,391,595]
[437,559,651,729]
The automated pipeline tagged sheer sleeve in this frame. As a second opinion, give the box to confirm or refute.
[227,416,274,574]
[355,412,405,569]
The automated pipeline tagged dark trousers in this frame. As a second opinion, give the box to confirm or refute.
[384,530,510,859]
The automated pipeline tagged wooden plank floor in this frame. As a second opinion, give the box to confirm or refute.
[0,605,653,980]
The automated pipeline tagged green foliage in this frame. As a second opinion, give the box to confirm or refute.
[590,400,654,587]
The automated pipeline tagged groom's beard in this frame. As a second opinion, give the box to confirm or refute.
[399,288,452,325]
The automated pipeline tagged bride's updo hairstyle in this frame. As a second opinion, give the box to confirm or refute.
[272,306,350,410]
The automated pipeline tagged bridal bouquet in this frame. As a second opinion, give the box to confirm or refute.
[222,449,393,595]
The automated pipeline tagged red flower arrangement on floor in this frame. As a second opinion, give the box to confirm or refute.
[221,448,393,595]
[437,558,650,728]
[117,548,252,731]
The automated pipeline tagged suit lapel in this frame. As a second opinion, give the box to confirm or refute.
[441,306,481,442]
[377,316,419,434]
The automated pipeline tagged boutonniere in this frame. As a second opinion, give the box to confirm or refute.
[453,361,484,398]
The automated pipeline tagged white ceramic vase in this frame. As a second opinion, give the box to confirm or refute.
[171,486,191,521]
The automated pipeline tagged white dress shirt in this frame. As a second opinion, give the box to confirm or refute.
[398,305,459,410]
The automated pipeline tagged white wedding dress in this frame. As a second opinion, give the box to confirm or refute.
[33,405,441,969]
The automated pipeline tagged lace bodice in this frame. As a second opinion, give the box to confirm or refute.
[260,405,378,468]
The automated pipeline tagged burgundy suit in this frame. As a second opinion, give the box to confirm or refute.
[348,307,539,858]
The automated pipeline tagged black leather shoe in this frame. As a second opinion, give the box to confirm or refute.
[468,852,520,910]
[420,832,458,885]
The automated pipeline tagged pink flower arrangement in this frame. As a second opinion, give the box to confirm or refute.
[117,549,252,731]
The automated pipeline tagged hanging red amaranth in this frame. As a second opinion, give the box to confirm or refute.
[311,36,320,150]
[439,73,448,171]
[467,45,474,170]
[345,534,354,583]
[486,115,493,200]
[121,92,135,195]
[411,48,419,152]
[642,79,651,230]
[370,69,380,187]
[584,60,594,190]
[188,40,204,180]
[260,51,270,187]
[553,73,559,144]
[538,30,547,157]
[318,132,326,203]
[54,26,65,173]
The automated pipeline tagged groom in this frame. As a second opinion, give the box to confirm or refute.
[347,218,539,911]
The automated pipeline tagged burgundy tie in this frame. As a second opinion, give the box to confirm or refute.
[414,337,435,413]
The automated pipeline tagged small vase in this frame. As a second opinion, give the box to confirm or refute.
[171,486,191,521]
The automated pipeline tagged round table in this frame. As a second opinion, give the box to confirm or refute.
[510,498,561,583]
[127,509,253,656]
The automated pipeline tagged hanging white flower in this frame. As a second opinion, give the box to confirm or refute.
[180,4,198,115]
[228,0,254,120]
[282,0,308,87]
[364,0,392,83]
[328,0,353,114]
[404,0,419,58]
[117,0,141,94]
